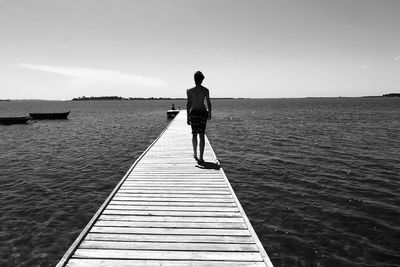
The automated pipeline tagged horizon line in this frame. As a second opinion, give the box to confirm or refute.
[1,94,398,101]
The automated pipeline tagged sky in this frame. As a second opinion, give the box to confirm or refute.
[0,0,399,100]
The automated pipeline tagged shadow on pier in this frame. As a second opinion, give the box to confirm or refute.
[196,161,221,170]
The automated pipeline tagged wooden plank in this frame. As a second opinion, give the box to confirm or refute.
[127,178,224,181]
[73,249,263,261]
[106,205,239,212]
[120,185,228,188]
[128,173,222,175]
[138,161,207,164]
[108,201,237,207]
[112,196,235,202]
[128,174,223,176]
[96,220,247,229]
[120,186,228,189]
[117,190,231,194]
[126,179,225,182]
[129,172,221,174]
[85,233,255,243]
[102,210,242,217]
[67,259,267,267]
[129,174,222,177]
[117,187,228,191]
[126,181,224,183]
[122,183,228,187]
[115,193,233,199]
[127,176,224,178]
[124,183,226,187]
[80,240,258,251]
[124,181,227,184]
[98,215,244,223]
[133,166,218,169]
[90,227,251,236]
[131,172,221,174]
[119,186,229,190]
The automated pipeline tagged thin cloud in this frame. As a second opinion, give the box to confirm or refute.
[17,63,168,87]
[394,56,400,61]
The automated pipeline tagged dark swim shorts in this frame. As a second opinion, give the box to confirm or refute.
[189,110,209,134]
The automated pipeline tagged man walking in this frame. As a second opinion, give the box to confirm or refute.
[186,71,212,164]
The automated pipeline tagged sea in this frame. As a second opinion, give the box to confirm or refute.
[0,98,399,267]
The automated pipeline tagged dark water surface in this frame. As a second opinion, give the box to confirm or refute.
[1,98,399,266]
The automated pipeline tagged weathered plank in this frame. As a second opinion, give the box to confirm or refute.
[79,240,258,251]
[96,220,247,229]
[117,191,231,195]
[126,180,225,183]
[73,249,263,261]
[98,215,244,223]
[67,259,267,267]
[106,205,239,212]
[112,196,235,202]
[90,226,251,236]
[108,201,237,207]
[85,233,255,243]
[115,193,233,198]
[122,183,228,186]
[123,182,227,186]
[102,210,242,217]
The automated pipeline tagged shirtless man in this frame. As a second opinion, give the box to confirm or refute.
[186,71,212,163]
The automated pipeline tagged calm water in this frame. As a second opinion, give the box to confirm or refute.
[0,98,399,266]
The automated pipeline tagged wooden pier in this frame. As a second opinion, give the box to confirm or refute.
[57,111,273,267]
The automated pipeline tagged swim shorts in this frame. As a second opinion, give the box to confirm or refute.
[189,110,209,134]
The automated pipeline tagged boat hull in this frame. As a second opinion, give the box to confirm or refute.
[167,110,179,119]
[0,116,30,125]
[29,111,70,120]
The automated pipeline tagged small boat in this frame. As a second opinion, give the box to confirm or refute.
[167,104,179,119]
[167,110,179,119]
[0,116,30,125]
[29,111,70,120]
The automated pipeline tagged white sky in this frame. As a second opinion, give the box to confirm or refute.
[0,0,399,99]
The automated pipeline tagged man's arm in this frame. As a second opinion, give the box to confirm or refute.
[206,89,211,120]
[186,90,191,125]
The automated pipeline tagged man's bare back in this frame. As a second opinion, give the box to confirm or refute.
[186,85,211,112]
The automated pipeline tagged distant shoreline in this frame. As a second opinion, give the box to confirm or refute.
[71,94,400,101]
[71,96,237,101]
[69,94,400,101]
[2,94,399,101]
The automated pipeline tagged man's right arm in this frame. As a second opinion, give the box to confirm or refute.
[186,90,191,125]
[206,89,212,120]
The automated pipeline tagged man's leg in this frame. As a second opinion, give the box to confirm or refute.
[199,133,205,161]
[192,133,198,160]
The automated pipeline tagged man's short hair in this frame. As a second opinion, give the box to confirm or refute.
[194,71,204,85]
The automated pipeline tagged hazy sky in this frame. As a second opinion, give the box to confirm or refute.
[0,0,399,99]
